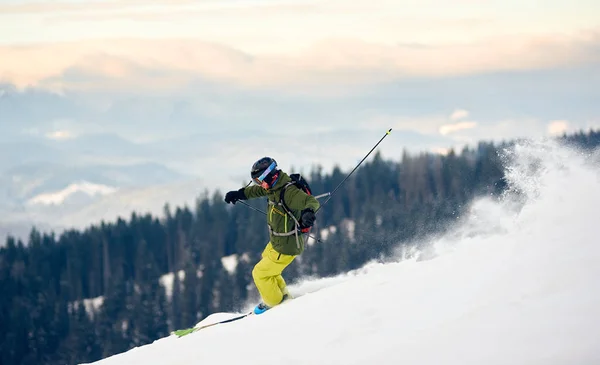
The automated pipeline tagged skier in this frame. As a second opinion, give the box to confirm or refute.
[224,157,319,314]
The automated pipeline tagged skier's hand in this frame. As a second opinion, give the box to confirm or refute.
[300,208,316,228]
[225,188,247,204]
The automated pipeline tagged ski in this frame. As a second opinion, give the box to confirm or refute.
[172,311,254,337]
[172,295,299,337]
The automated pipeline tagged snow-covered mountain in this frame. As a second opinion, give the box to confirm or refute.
[2,159,189,198]
[82,140,600,365]
[0,125,415,241]
[28,177,208,230]
[0,158,198,240]
[26,181,117,206]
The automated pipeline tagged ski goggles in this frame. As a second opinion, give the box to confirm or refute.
[252,161,276,187]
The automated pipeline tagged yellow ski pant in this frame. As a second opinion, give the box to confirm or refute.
[252,242,296,307]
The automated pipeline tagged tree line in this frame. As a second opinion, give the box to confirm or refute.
[1,129,598,365]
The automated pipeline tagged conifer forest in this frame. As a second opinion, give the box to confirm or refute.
[1,130,599,365]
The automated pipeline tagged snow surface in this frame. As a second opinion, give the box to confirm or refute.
[159,270,185,300]
[70,296,105,320]
[84,139,600,365]
[221,254,239,274]
[319,225,337,241]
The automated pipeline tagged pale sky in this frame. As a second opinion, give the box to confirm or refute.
[2,7,599,90]
[1,0,599,52]
[0,0,599,167]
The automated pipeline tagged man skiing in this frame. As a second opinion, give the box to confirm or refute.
[224,157,319,315]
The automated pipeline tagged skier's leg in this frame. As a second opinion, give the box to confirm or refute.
[275,275,286,292]
[274,275,293,300]
[252,242,295,307]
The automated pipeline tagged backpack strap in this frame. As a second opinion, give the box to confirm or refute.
[266,181,302,249]
[278,182,301,230]
[279,182,295,214]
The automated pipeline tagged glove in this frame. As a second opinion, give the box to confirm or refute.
[224,188,247,204]
[300,208,316,229]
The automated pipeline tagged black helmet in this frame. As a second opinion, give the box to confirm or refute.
[251,157,279,187]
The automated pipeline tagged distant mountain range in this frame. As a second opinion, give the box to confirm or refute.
[0,83,459,243]
[0,153,203,242]
[5,177,207,234]
[0,161,191,204]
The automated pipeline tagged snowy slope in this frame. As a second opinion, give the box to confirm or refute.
[85,139,600,365]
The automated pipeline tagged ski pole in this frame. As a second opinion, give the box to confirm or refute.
[237,201,325,243]
[234,127,391,241]
[237,191,330,216]
[316,128,392,214]
[237,200,267,215]
[314,192,330,199]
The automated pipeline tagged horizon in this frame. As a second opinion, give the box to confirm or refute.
[1,0,598,152]
[0,0,599,240]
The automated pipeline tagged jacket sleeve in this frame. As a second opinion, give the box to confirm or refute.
[284,186,320,212]
[243,185,268,199]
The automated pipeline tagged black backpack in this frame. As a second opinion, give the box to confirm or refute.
[279,173,313,233]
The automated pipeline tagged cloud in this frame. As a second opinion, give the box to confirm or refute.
[7,0,599,49]
[431,147,451,155]
[46,130,75,140]
[39,1,318,21]
[439,121,478,135]
[547,120,569,136]
[443,118,555,145]
[1,31,598,95]
[365,114,449,136]
[0,0,199,15]
[450,109,469,121]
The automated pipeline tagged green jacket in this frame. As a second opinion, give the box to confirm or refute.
[243,172,320,255]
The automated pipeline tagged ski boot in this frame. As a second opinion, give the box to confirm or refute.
[253,302,270,315]
[253,292,292,315]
